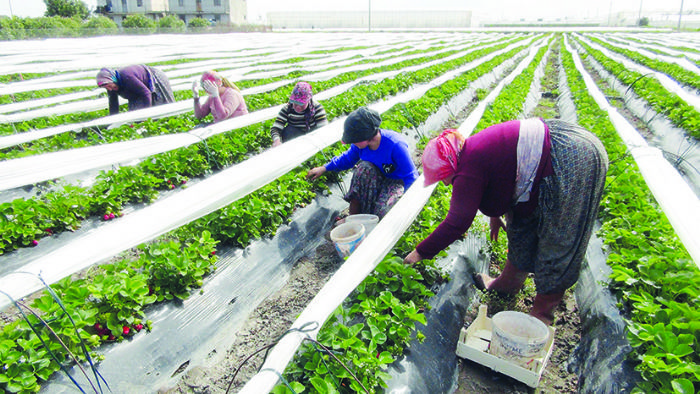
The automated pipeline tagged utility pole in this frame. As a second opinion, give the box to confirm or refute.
[677,0,685,31]
[638,0,643,25]
[368,0,371,32]
[8,0,13,17]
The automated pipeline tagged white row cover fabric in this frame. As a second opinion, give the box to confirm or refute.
[0,90,100,115]
[238,39,544,394]
[566,38,700,267]
[578,34,700,112]
[0,37,469,120]
[0,38,481,144]
[0,33,358,74]
[592,33,700,73]
[0,32,471,80]
[616,33,700,62]
[0,37,524,191]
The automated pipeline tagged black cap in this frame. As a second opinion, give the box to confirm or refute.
[342,107,381,144]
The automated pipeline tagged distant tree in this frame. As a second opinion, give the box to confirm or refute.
[122,14,157,33]
[44,0,89,20]
[0,16,27,40]
[188,17,210,32]
[82,15,119,36]
[24,16,80,38]
[158,15,186,33]
[638,17,649,27]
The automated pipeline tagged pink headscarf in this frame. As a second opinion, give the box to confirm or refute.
[289,81,312,105]
[422,129,465,186]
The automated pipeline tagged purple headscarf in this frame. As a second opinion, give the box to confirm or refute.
[96,68,117,87]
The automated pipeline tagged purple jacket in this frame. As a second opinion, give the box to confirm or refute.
[416,120,553,259]
[108,65,154,114]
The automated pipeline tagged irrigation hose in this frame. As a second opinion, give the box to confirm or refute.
[225,321,370,394]
[0,290,99,394]
[34,273,112,393]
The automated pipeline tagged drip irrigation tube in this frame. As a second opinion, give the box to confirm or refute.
[566,38,700,266]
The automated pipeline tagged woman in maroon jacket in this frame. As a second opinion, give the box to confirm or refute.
[403,119,608,325]
[96,64,174,115]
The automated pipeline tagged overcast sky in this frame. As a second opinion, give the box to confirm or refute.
[1,0,698,23]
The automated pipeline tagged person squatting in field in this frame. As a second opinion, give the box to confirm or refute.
[403,119,608,325]
[306,106,419,219]
[96,64,174,115]
[271,81,328,146]
[192,70,248,123]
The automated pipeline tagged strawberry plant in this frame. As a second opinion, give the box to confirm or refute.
[575,38,700,141]
[562,36,700,393]
[144,231,218,301]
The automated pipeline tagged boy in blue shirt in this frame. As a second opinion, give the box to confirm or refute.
[307,107,418,218]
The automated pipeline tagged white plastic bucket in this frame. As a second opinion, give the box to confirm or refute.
[329,222,365,258]
[344,214,379,234]
[489,311,549,367]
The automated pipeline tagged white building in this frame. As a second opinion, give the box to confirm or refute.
[98,0,247,26]
[266,11,472,30]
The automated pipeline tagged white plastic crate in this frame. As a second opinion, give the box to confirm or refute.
[455,304,556,388]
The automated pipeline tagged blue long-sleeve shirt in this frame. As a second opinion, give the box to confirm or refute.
[325,129,418,189]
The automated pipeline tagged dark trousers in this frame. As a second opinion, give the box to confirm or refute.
[280,125,308,142]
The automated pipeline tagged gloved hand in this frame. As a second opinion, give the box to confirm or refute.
[191,79,200,99]
[202,80,219,98]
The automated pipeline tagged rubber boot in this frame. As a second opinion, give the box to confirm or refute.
[475,260,528,295]
[529,292,565,326]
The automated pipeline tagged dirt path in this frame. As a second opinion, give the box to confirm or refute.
[159,232,581,394]
[159,243,342,394]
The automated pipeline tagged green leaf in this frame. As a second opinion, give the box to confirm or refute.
[309,376,331,394]
[671,378,694,394]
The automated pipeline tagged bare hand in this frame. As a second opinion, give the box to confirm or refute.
[307,166,327,180]
[403,249,424,265]
[489,216,506,242]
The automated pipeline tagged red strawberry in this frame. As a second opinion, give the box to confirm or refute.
[211,251,216,255]
[103,214,109,220]
[181,180,187,184]
[109,213,115,219]
[31,240,38,246]
[94,323,101,330]
[135,324,144,332]
[169,184,175,189]
[122,326,130,335]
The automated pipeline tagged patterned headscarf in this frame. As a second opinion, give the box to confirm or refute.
[289,81,312,105]
[201,70,240,92]
[422,129,465,186]
[288,81,315,130]
[96,68,117,87]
